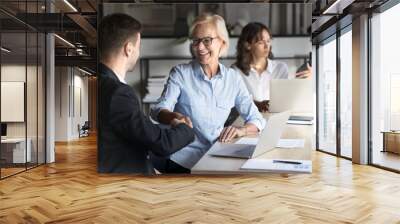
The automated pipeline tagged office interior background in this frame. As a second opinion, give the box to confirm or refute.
[0,0,400,222]
[102,3,312,112]
[1,0,399,178]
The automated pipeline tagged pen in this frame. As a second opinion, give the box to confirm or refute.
[273,160,302,165]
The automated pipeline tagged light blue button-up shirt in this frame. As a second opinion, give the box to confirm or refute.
[152,60,266,169]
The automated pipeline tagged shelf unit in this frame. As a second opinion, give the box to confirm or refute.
[139,55,309,115]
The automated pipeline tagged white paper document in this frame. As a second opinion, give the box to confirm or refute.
[241,159,312,173]
[276,139,305,148]
[235,137,305,149]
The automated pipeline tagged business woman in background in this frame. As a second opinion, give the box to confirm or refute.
[233,22,312,112]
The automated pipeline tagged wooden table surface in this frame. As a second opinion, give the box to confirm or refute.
[192,113,314,174]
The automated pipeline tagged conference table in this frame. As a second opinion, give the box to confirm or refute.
[191,113,315,174]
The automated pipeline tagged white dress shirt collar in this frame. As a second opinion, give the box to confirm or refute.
[116,75,127,84]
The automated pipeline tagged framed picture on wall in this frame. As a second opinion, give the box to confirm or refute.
[1,81,25,122]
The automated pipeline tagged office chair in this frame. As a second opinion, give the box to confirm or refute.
[79,121,90,138]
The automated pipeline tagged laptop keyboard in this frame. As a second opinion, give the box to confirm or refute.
[235,148,255,156]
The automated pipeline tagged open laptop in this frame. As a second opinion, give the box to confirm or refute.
[269,79,313,113]
[209,111,290,159]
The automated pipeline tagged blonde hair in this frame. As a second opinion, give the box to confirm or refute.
[189,14,229,57]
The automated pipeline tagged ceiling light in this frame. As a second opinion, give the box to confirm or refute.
[77,67,93,76]
[323,0,341,14]
[63,0,78,12]
[54,34,75,48]
[1,47,11,53]
[322,0,355,15]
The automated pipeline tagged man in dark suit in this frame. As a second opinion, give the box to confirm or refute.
[98,13,194,174]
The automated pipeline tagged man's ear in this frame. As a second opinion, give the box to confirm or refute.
[134,33,141,49]
[123,41,134,57]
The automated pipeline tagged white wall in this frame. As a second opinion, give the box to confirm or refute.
[1,65,37,138]
[140,37,311,58]
[128,37,311,94]
[72,73,89,138]
[1,65,27,147]
[54,67,89,141]
[55,66,69,141]
[1,64,46,164]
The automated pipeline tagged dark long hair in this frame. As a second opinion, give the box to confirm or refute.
[235,22,272,76]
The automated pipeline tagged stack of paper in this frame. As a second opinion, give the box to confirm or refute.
[235,137,305,149]
[143,76,168,103]
[287,120,313,125]
[287,115,314,125]
[277,139,305,148]
[241,159,312,173]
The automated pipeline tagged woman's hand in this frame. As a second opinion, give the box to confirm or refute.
[171,112,193,128]
[159,109,193,128]
[295,63,312,79]
[218,126,247,142]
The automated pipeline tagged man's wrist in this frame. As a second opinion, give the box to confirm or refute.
[171,118,183,127]
[173,112,183,119]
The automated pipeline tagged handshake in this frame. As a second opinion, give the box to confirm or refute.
[166,111,252,142]
[170,112,193,128]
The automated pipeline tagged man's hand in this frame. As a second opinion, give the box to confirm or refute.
[218,126,247,142]
[158,109,192,127]
[172,112,184,120]
[170,113,193,128]
[254,100,269,113]
[170,118,186,127]
[295,63,312,79]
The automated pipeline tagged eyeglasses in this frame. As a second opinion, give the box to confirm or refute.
[190,37,218,47]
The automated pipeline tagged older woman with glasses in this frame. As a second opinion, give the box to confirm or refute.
[151,14,265,173]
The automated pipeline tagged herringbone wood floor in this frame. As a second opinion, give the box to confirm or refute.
[1,135,400,224]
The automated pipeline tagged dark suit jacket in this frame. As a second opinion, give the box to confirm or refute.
[97,63,194,174]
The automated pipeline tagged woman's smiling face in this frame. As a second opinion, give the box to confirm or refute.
[191,22,223,66]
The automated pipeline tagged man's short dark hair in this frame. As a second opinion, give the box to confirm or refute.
[98,13,142,60]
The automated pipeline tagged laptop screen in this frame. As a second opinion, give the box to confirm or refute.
[269,79,313,113]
